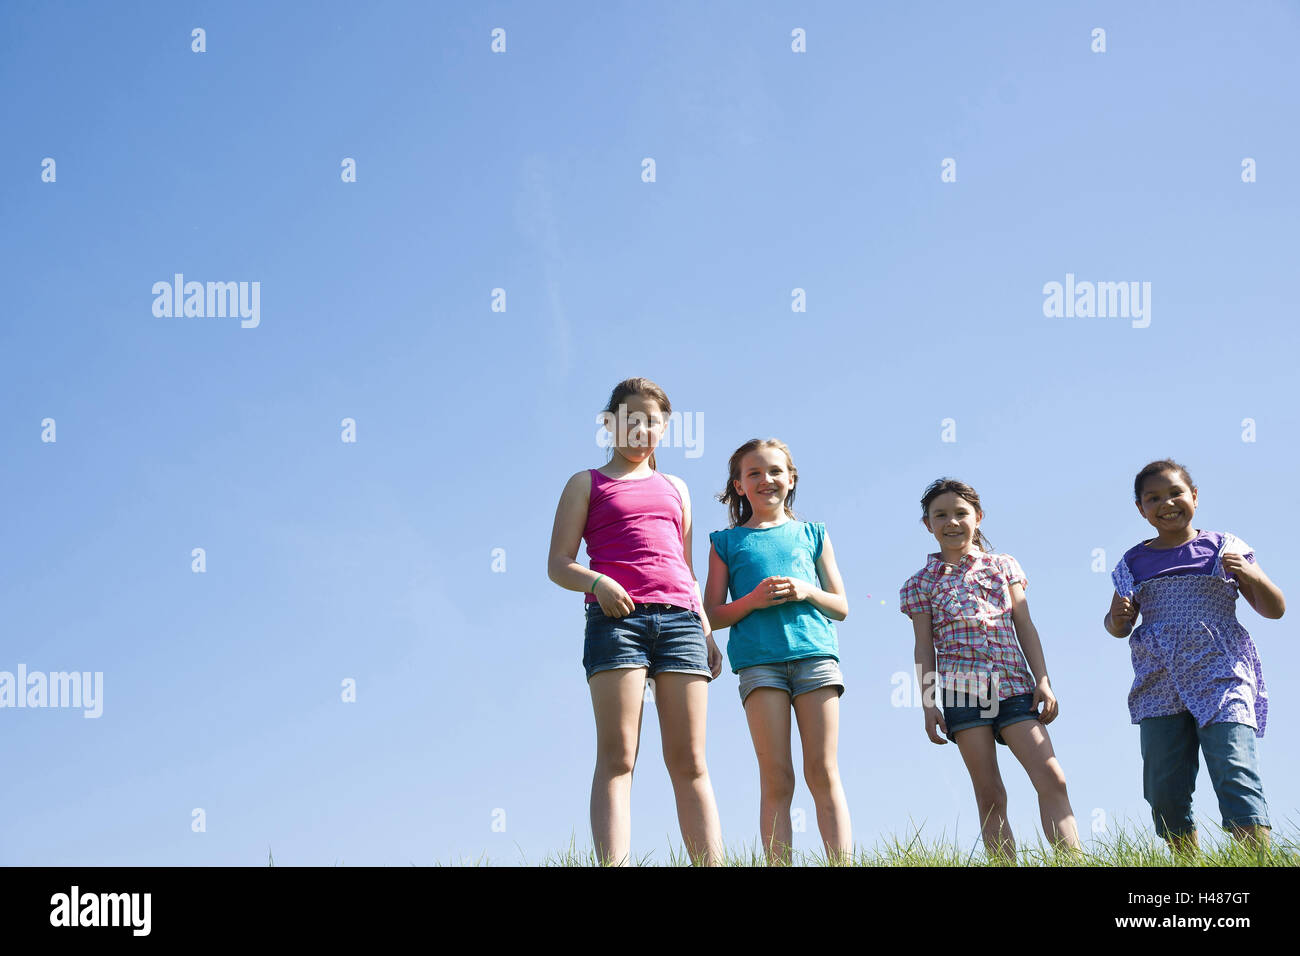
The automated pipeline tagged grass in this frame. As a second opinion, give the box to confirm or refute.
[403,818,1300,867]
[260,814,1300,865]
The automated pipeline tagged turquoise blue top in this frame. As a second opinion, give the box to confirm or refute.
[708,520,839,672]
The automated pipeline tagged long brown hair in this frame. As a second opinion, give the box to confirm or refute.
[919,477,993,553]
[718,438,799,528]
[601,377,672,470]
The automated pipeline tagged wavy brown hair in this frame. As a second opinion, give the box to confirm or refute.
[601,377,672,470]
[919,477,993,553]
[718,438,799,528]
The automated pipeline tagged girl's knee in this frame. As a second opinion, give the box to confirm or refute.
[663,747,708,781]
[1033,763,1070,798]
[974,783,1008,814]
[762,767,797,804]
[802,760,839,797]
[1143,773,1193,815]
[595,750,636,778]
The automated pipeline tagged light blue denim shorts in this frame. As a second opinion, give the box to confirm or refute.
[736,656,844,705]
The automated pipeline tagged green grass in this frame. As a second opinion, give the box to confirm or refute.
[261,814,1300,865]
[400,818,1300,866]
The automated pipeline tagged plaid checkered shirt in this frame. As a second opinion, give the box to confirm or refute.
[899,550,1036,704]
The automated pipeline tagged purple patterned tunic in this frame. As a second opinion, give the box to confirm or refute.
[1111,531,1268,737]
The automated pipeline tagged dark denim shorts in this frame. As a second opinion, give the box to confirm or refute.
[942,691,1039,746]
[583,601,712,681]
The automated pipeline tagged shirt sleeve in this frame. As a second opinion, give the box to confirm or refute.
[1111,556,1135,597]
[811,522,826,562]
[999,553,1027,590]
[1223,533,1256,562]
[899,573,930,618]
[1220,534,1257,581]
[708,529,728,564]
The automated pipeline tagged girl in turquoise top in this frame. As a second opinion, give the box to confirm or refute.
[705,438,851,865]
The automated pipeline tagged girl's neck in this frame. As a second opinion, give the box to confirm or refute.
[600,450,655,480]
[938,543,979,566]
[1146,527,1200,550]
[744,504,789,529]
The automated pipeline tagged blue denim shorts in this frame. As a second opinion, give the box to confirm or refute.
[736,656,844,705]
[1139,713,1270,838]
[942,691,1039,746]
[583,602,712,681]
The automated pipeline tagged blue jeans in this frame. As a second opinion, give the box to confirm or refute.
[1139,713,1271,838]
[583,602,712,681]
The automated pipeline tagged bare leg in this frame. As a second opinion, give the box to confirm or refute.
[588,667,648,866]
[954,727,1014,862]
[1000,720,1081,852]
[654,672,724,866]
[792,687,852,864]
[743,688,796,865]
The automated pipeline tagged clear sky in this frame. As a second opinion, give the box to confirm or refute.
[2,1,1297,865]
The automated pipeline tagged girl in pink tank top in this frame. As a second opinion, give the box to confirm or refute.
[548,377,724,866]
[582,467,701,612]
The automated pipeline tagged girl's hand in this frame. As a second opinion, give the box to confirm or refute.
[747,576,801,609]
[593,575,635,617]
[1221,552,1261,586]
[1033,677,1058,724]
[1108,592,1139,630]
[705,635,723,679]
[924,706,948,745]
[775,576,813,602]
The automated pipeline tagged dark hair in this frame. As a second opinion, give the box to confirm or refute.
[718,438,799,528]
[920,477,993,553]
[600,377,671,471]
[1133,459,1196,503]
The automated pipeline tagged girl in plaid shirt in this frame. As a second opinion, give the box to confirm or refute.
[900,478,1080,860]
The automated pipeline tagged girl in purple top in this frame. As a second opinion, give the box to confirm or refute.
[1105,459,1286,853]
[548,377,724,866]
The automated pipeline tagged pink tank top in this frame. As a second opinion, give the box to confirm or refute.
[582,468,699,611]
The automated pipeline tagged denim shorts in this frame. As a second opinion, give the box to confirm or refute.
[942,691,1039,746]
[1139,713,1271,838]
[736,656,844,705]
[583,602,712,681]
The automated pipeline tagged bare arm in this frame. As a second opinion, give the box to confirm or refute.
[1225,554,1286,620]
[1105,590,1137,638]
[911,612,947,745]
[666,474,712,639]
[546,470,599,593]
[1009,582,1062,721]
[804,533,848,621]
[1008,582,1049,684]
[703,541,756,630]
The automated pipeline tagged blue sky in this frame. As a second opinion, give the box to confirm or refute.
[2,1,1297,864]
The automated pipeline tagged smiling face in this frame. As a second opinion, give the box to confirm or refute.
[607,393,667,464]
[735,445,794,513]
[924,491,983,553]
[1136,469,1198,536]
